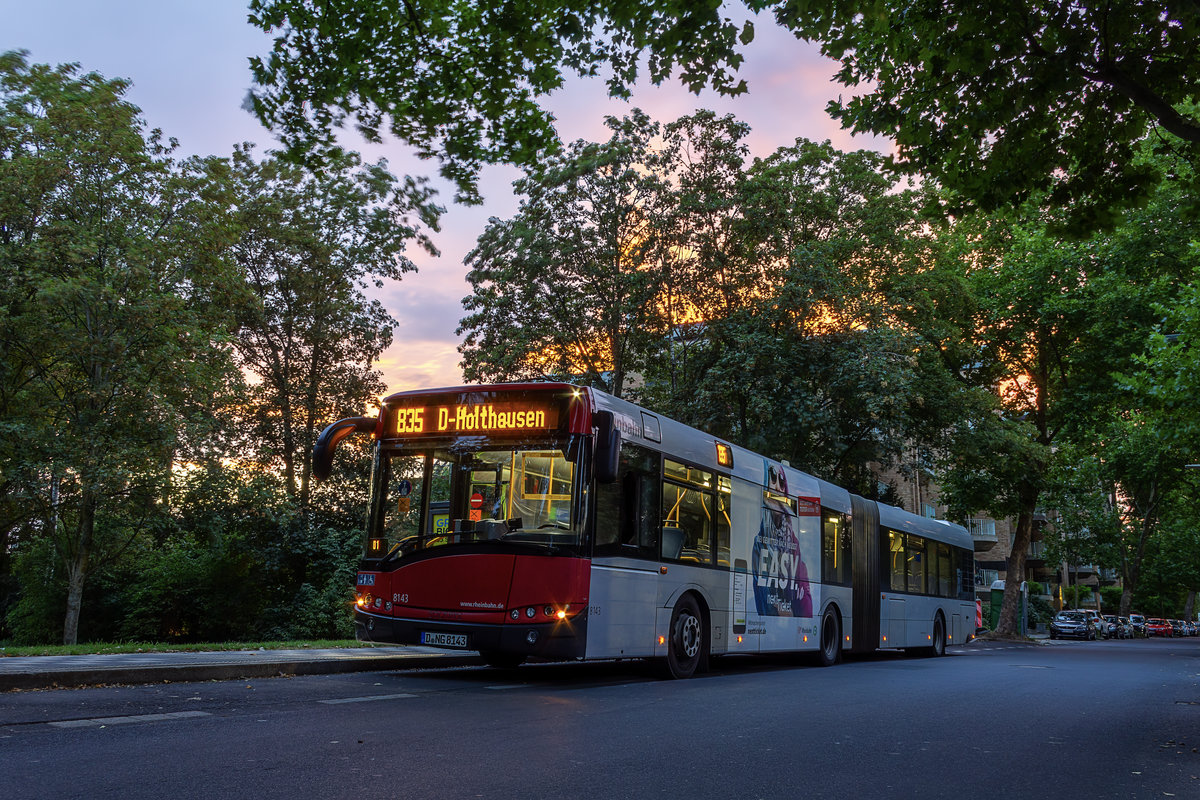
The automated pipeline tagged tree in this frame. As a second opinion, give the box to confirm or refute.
[640,133,941,486]
[780,1,1200,231]
[246,0,756,204]
[222,145,438,507]
[460,105,951,484]
[248,1,1200,227]
[930,213,1099,636]
[1149,478,1200,620]
[933,156,1198,634]
[458,111,667,396]
[1043,423,1193,617]
[1134,283,1200,457]
[0,53,238,644]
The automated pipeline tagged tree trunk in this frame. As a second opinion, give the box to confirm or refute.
[1120,486,1157,618]
[1185,591,1196,622]
[1061,559,1070,612]
[996,485,1038,636]
[1119,588,1133,617]
[62,490,96,646]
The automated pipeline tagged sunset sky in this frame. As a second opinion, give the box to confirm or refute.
[6,1,893,393]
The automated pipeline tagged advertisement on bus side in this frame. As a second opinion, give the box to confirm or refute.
[752,491,815,618]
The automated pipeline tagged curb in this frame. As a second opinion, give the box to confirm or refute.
[1,653,482,692]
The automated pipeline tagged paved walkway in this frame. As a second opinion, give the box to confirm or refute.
[0,646,477,691]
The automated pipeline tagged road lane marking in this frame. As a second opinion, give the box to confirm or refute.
[318,693,417,704]
[49,711,210,728]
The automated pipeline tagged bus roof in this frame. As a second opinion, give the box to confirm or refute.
[877,502,973,549]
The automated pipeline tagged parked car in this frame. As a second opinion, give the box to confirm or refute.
[1082,609,1107,638]
[1183,621,1198,637]
[1146,618,1173,637]
[1129,613,1147,637]
[1104,615,1128,639]
[1171,619,1187,637]
[1050,610,1094,640]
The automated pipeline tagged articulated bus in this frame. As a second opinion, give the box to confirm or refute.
[314,383,975,678]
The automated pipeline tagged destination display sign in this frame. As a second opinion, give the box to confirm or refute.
[386,399,562,437]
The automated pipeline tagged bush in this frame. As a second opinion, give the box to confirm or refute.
[1099,585,1124,613]
[1028,594,1054,628]
[4,538,65,645]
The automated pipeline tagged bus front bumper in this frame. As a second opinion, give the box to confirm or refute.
[354,610,586,661]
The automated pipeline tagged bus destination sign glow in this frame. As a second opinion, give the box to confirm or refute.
[389,402,560,436]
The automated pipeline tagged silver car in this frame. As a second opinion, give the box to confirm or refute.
[1050,611,1094,640]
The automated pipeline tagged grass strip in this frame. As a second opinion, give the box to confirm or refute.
[0,639,373,657]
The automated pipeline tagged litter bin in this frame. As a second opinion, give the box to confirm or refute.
[990,580,1029,635]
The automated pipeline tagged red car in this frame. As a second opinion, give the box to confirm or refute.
[1146,618,1173,637]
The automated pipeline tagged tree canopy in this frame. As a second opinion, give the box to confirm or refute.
[248,1,1200,227]
[0,52,429,645]
[0,52,241,643]
[460,109,955,487]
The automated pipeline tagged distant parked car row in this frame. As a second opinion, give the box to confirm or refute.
[1145,617,1199,637]
[1049,610,1198,640]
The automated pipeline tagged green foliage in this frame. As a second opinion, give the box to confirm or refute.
[246,1,758,203]
[1028,594,1054,627]
[459,110,667,396]
[0,51,243,643]
[0,54,413,646]
[1099,586,1124,614]
[220,145,438,507]
[1060,585,1085,610]
[249,2,1200,229]
[4,538,64,645]
[788,1,1200,232]
[461,111,956,483]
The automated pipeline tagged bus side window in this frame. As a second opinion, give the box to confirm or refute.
[822,509,851,585]
[593,443,659,559]
[888,529,905,591]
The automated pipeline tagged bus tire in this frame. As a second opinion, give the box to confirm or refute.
[481,651,526,669]
[928,615,946,658]
[816,607,842,667]
[663,595,705,679]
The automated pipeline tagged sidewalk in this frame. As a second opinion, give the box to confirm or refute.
[0,646,479,691]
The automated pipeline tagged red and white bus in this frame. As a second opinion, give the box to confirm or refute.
[314,383,976,678]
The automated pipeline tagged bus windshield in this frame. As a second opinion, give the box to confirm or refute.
[373,440,582,557]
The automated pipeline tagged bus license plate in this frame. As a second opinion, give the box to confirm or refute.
[421,631,468,648]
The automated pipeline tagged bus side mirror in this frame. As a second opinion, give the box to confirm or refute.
[312,416,377,482]
[594,410,621,484]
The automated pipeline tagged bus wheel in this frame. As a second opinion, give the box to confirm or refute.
[664,595,705,679]
[930,616,946,657]
[481,651,526,669]
[817,607,842,667]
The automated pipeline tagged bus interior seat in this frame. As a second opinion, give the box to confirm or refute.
[662,526,684,560]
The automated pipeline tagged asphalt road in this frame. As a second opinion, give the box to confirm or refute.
[2,637,1198,799]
